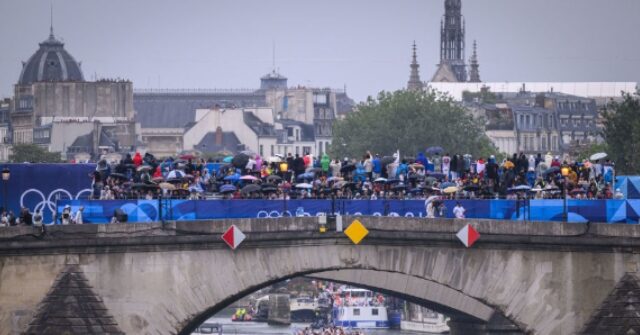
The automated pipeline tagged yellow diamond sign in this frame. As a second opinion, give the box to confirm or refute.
[344,219,369,244]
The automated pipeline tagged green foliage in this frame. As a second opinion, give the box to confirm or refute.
[9,144,62,163]
[462,87,497,104]
[574,142,609,162]
[602,92,640,174]
[331,89,496,159]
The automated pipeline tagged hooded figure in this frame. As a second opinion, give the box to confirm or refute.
[133,152,143,167]
[321,154,330,174]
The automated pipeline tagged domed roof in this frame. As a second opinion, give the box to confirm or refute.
[18,29,84,86]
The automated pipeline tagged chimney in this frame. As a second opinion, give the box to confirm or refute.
[215,126,223,145]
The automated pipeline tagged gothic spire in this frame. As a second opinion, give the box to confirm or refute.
[407,41,423,91]
[469,40,481,83]
[433,0,467,82]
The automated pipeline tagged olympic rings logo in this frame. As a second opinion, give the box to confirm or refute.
[20,188,93,215]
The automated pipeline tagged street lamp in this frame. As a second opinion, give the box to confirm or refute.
[561,166,570,222]
[2,167,9,213]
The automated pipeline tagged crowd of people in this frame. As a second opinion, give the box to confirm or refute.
[89,149,621,202]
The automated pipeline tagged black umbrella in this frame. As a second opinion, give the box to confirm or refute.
[266,175,282,183]
[340,163,356,173]
[543,166,560,176]
[232,153,250,168]
[109,173,128,180]
[132,183,158,190]
[386,178,401,184]
[381,156,395,166]
[241,184,262,194]
[392,184,407,191]
[306,167,323,173]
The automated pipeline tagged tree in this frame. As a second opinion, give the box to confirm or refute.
[9,144,63,163]
[331,89,496,159]
[602,92,640,174]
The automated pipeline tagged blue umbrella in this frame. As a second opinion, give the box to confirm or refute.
[219,184,237,193]
[441,182,456,188]
[224,173,240,181]
[543,166,560,176]
[297,172,315,180]
[223,156,233,163]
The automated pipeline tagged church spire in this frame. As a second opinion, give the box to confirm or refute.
[469,40,481,83]
[433,0,467,82]
[407,41,423,91]
[49,1,54,38]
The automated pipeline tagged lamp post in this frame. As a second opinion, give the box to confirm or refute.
[561,166,570,222]
[2,167,10,213]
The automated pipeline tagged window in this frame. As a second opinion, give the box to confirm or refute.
[519,115,524,126]
[259,145,264,157]
[551,136,557,151]
[541,137,547,150]
[303,146,312,155]
[295,129,300,141]
[287,127,293,137]
[372,309,379,316]
[525,115,530,126]
[295,146,299,155]
[353,309,360,316]
[270,145,274,156]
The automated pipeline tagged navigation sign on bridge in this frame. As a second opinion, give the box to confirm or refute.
[456,224,480,248]
[222,225,246,250]
[344,219,369,244]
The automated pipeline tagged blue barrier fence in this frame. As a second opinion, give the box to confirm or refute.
[56,199,640,224]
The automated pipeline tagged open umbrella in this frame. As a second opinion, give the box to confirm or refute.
[426,173,446,180]
[219,184,237,193]
[306,167,322,174]
[589,152,607,161]
[179,153,196,160]
[543,166,560,176]
[296,183,313,189]
[137,165,153,173]
[267,156,282,163]
[386,178,401,184]
[297,172,315,180]
[392,184,407,191]
[443,186,459,194]
[266,175,282,183]
[441,182,456,188]
[374,177,387,183]
[333,181,347,189]
[571,188,586,195]
[240,175,259,181]
[327,177,343,182]
[232,153,250,168]
[411,163,425,170]
[510,185,532,191]
[166,170,185,180]
[240,150,256,157]
[222,156,233,163]
[241,184,262,194]
[159,182,176,190]
[410,187,424,194]
[132,183,158,190]
[426,146,444,155]
[152,176,164,183]
[224,174,240,181]
[109,173,127,180]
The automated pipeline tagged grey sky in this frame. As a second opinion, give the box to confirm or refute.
[1,0,639,102]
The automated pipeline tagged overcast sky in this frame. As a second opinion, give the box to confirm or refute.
[1,0,639,102]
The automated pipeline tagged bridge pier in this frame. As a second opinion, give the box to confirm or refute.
[448,314,524,335]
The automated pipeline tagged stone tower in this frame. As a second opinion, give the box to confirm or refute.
[407,41,424,91]
[432,0,467,82]
[468,40,481,83]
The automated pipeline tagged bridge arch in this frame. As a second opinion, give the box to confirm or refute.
[177,267,511,334]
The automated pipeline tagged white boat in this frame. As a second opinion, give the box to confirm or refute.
[332,305,389,329]
[331,288,389,329]
[401,310,449,334]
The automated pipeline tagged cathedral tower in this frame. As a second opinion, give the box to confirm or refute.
[432,0,468,82]
[468,40,481,83]
[407,41,423,91]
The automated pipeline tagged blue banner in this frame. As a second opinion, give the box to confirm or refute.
[1,163,95,222]
[55,199,640,224]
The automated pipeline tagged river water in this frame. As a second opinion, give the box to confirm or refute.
[199,317,437,335]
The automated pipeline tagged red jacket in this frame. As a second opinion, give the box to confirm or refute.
[133,152,143,167]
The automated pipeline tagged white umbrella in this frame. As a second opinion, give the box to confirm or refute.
[589,152,607,161]
[296,183,313,189]
[267,156,282,163]
[166,170,185,180]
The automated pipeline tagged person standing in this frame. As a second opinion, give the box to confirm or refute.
[442,154,451,179]
[453,202,466,219]
[73,206,84,225]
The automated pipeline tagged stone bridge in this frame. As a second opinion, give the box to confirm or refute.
[1,217,640,335]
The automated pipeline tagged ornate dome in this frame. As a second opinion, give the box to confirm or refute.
[18,29,84,85]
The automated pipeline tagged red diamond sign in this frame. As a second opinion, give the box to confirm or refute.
[222,225,246,250]
[456,224,480,248]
